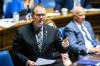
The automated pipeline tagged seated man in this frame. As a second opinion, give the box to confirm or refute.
[12,4,69,66]
[64,6,100,62]
[45,20,72,66]
[54,0,92,12]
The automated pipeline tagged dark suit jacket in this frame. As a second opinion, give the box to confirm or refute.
[54,0,92,11]
[64,21,99,62]
[12,23,66,66]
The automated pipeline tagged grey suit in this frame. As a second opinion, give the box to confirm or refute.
[64,21,99,62]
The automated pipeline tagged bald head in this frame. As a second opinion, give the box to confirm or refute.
[72,6,84,15]
[32,5,46,16]
[31,5,47,29]
[72,6,85,24]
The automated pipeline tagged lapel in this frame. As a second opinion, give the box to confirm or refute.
[83,21,94,39]
[41,25,48,53]
[71,21,80,33]
[27,24,40,53]
[71,21,84,41]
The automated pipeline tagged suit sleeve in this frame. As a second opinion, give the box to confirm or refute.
[55,30,68,53]
[64,27,87,54]
[12,30,28,66]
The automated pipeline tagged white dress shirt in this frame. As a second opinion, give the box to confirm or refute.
[75,21,94,51]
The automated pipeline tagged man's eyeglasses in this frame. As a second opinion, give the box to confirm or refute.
[35,14,46,16]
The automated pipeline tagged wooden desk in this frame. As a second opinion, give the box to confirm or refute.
[0,21,31,50]
[0,11,100,50]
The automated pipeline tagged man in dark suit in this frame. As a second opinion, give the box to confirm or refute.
[64,6,100,62]
[54,0,92,12]
[12,5,68,66]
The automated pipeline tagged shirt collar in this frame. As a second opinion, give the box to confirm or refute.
[74,21,85,28]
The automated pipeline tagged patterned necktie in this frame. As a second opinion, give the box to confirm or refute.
[36,31,43,52]
[81,25,97,47]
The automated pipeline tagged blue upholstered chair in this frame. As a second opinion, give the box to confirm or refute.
[0,50,14,66]
[58,27,72,66]
[58,27,65,39]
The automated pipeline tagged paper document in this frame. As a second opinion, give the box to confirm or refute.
[35,58,56,65]
[0,19,16,28]
[84,8,100,12]
[47,13,60,17]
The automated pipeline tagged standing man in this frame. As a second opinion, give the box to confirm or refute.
[54,0,92,12]
[12,5,68,66]
[64,6,100,62]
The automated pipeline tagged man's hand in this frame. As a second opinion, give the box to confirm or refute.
[62,38,69,48]
[27,60,36,66]
[89,47,100,54]
[61,53,72,66]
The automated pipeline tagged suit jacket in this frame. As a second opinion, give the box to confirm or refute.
[12,23,66,66]
[54,0,92,11]
[64,21,99,62]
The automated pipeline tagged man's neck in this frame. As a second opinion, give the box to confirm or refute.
[34,25,43,33]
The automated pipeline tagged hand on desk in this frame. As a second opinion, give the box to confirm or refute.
[89,47,100,54]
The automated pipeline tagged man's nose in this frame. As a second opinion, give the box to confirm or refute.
[40,15,43,18]
[81,15,85,19]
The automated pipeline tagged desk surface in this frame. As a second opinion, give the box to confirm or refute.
[83,54,100,60]
[0,11,100,32]
[0,20,32,32]
[0,11,100,50]
[47,11,100,20]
